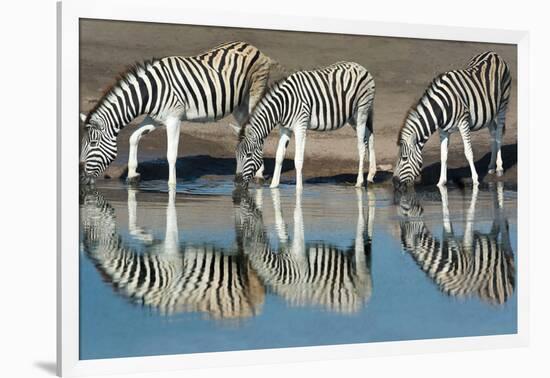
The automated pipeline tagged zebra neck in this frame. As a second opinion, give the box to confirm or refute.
[88,103,136,137]
[87,62,160,135]
[249,91,283,140]
[414,86,447,143]
[401,119,433,148]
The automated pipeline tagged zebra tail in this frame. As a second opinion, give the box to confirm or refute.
[267,57,292,79]
[366,106,374,134]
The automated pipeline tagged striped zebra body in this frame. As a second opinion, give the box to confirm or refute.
[247,243,372,314]
[87,242,265,318]
[80,41,277,185]
[233,188,373,313]
[393,51,512,188]
[234,62,376,189]
[80,190,265,318]
[398,185,515,305]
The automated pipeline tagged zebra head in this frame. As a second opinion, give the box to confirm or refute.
[393,134,423,190]
[80,113,117,185]
[235,127,264,188]
[397,190,424,218]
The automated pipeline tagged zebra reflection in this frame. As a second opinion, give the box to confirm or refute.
[234,188,374,313]
[80,188,264,319]
[398,183,515,305]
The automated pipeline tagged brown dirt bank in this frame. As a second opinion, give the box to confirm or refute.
[80,19,518,186]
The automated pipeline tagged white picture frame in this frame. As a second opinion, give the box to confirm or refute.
[57,0,530,376]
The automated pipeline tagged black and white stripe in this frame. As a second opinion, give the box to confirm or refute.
[398,185,515,305]
[233,188,373,313]
[80,190,265,318]
[247,243,372,313]
[393,51,512,188]
[80,41,279,185]
[235,62,376,189]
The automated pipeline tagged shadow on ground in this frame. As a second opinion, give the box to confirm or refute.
[304,144,517,187]
[117,144,516,187]
[121,155,295,181]
[34,361,56,376]
[306,171,394,185]
[419,143,517,186]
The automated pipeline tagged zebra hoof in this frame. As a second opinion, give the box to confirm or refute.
[254,176,266,185]
[496,169,504,177]
[355,182,364,188]
[488,169,496,175]
[126,174,141,184]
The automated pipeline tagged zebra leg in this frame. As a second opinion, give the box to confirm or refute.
[458,123,479,186]
[367,131,376,183]
[271,128,292,188]
[255,187,264,210]
[495,110,506,176]
[355,188,373,294]
[291,188,306,264]
[463,185,479,251]
[165,117,182,187]
[127,121,157,183]
[438,185,452,234]
[354,188,366,267]
[271,188,289,245]
[355,122,367,187]
[493,181,512,253]
[355,188,365,253]
[164,187,180,255]
[255,164,266,183]
[127,188,153,243]
[294,127,307,191]
[437,130,449,187]
[488,121,498,175]
[366,187,376,243]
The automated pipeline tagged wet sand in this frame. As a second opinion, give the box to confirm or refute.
[79,19,518,185]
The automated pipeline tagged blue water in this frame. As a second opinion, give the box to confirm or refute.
[79,179,517,360]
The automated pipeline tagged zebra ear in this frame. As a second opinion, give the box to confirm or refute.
[80,113,87,123]
[229,123,241,135]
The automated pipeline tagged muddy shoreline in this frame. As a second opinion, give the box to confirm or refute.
[80,19,518,186]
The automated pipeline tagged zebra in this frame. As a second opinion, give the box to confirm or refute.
[233,187,373,313]
[80,41,282,186]
[398,183,515,305]
[80,188,265,318]
[233,61,376,190]
[392,51,512,189]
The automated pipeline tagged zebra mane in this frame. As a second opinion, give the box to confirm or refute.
[396,73,446,146]
[84,59,160,125]
[397,106,420,146]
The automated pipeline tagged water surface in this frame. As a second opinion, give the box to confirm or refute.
[79,179,517,360]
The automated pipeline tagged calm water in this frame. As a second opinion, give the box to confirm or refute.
[79,179,517,360]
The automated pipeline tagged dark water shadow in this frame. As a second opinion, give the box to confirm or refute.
[306,170,394,185]
[419,143,517,186]
[34,361,56,375]
[120,155,294,181]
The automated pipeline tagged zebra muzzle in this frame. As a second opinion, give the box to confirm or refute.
[79,163,96,186]
[234,173,249,189]
[392,176,412,196]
